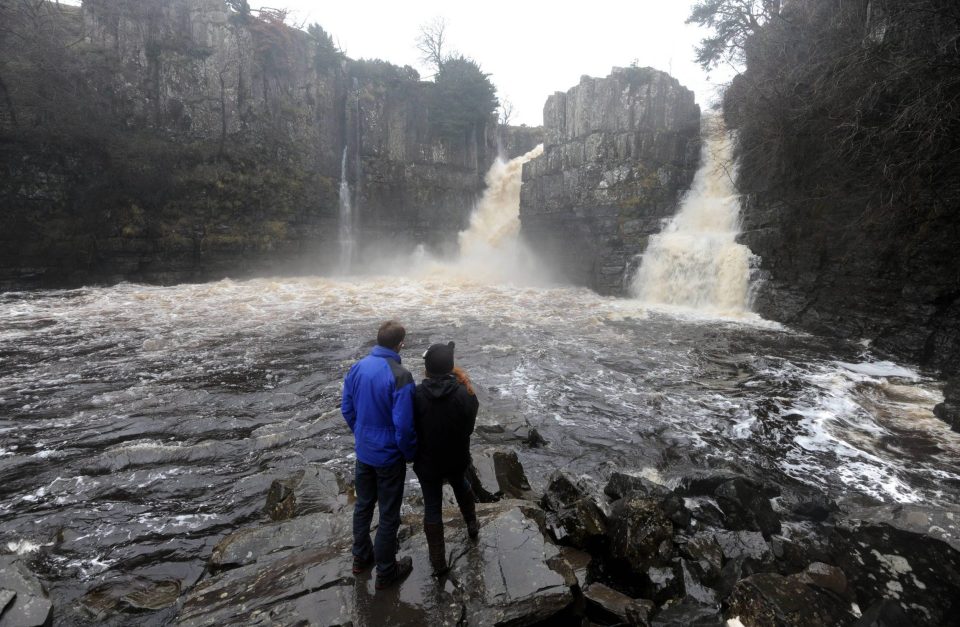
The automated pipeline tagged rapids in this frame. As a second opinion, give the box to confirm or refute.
[1,278,959,623]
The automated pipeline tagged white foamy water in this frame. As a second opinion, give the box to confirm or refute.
[410,144,548,285]
[338,146,355,274]
[631,115,755,314]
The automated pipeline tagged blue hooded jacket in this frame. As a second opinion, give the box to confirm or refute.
[341,345,417,467]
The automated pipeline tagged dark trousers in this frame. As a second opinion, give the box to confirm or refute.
[417,470,474,525]
[352,459,406,576]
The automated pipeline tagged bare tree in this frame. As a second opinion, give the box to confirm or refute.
[416,17,447,75]
[497,98,514,126]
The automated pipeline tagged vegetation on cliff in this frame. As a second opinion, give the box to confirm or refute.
[691,0,960,373]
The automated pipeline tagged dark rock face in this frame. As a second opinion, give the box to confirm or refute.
[933,377,960,432]
[714,478,782,537]
[726,572,855,626]
[830,504,960,626]
[541,472,608,549]
[0,556,53,627]
[0,0,509,290]
[264,465,347,521]
[519,67,700,294]
[607,495,675,572]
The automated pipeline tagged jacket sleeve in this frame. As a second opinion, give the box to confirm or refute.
[341,365,357,433]
[462,387,479,437]
[393,381,417,461]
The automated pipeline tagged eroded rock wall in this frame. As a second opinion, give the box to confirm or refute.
[519,67,700,293]
[0,0,498,289]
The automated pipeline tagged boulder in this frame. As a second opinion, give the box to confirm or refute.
[604,472,671,501]
[851,598,911,627]
[264,465,347,522]
[714,478,781,537]
[831,504,960,626]
[583,582,653,626]
[0,557,53,627]
[679,534,724,583]
[651,597,723,626]
[541,472,607,549]
[933,377,960,432]
[792,562,850,599]
[647,565,682,604]
[726,572,856,626]
[679,559,717,605]
[607,495,675,573]
[548,546,592,588]
[710,530,773,567]
[469,448,534,501]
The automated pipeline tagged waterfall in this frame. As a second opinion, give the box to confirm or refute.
[629,116,755,313]
[410,143,545,284]
[337,147,354,274]
[459,143,543,257]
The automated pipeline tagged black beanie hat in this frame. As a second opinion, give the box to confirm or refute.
[423,341,455,375]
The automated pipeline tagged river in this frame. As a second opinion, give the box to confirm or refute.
[3,123,959,625]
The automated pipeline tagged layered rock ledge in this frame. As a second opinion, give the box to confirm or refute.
[519,67,701,294]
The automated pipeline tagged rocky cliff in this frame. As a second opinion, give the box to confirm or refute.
[724,0,960,376]
[0,0,504,289]
[519,67,700,293]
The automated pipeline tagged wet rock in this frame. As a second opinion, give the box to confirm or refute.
[264,464,347,522]
[714,478,781,537]
[683,497,726,528]
[210,512,348,569]
[548,546,593,588]
[787,492,839,522]
[81,577,181,615]
[674,470,753,496]
[542,472,608,549]
[726,572,856,626]
[604,472,671,501]
[709,530,773,567]
[646,565,682,604]
[607,495,675,573]
[523,427,548,448]
[933,376,960,432]
[832,504,960,626]
[852,598,911,627]
[454,503,574,626]
[465,460,500,503]
[470,448,534,501]
[651,597,723,626]
[792,562,850,599]
[679,559,717,605]
[583,582,653,625]
[0,590,15,615]
[679,534,724,583]
[0,556,53,627]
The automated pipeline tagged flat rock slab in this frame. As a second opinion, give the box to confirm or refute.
[178,500,572,627]
[0,557,53,627]
[210,511,348,568]
[452,503,572,626]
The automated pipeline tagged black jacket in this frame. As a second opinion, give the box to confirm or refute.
[413,374,479,481]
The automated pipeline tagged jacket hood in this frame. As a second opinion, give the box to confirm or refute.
[420,374,459,399]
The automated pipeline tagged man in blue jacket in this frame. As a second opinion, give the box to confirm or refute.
[341,320,417,589]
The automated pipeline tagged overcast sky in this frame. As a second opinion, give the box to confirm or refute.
[277,0,734,126]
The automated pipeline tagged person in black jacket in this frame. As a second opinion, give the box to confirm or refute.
[413,341,480,576]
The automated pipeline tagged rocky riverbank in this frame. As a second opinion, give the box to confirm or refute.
[20,427,950,626]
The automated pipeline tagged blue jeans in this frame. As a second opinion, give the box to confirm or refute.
[417,471,474,525]
[352,459,406,576]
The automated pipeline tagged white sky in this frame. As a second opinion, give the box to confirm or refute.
[278,0,734,126]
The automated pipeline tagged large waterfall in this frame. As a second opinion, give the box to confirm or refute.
[413,143,545,283]
[630,116,755,313]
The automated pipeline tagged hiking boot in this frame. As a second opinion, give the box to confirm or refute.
[375,556,413,590]
[424,522,448,576]
[352,553,374,574]
[456,490,480,541]
[466,517,479,541]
